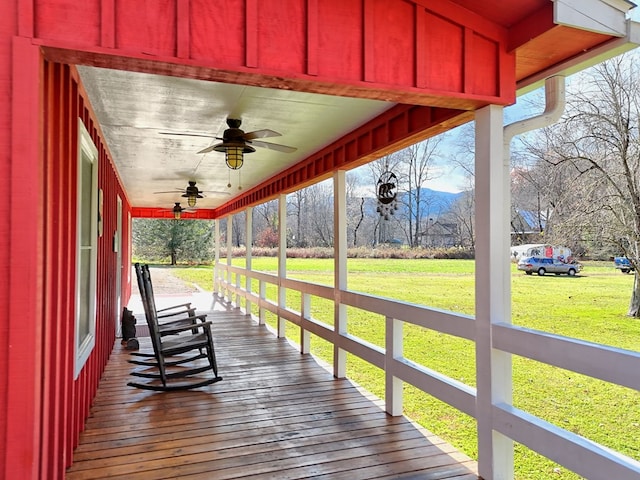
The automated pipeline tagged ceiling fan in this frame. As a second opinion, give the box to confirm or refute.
[160,118,297,155]
[168,202,195,219]
[153,181,229,207]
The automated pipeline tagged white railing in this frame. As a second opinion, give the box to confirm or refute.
[215,262,640,480]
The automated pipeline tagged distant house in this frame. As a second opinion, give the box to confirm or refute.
[511,209,547,243]
[420,219,458,247]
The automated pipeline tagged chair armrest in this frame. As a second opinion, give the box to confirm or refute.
[159,319,212,335]
[158,308,196,319]
[156,302,192,313]
[158,312,207,326]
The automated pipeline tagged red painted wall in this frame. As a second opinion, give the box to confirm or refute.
[42,62,132,479]
[2,49,132,479]
[33,0,514,110]
[0,3,16,476]
[3,38,45,480]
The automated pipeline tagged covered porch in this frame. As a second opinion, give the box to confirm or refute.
[3,1,640,479]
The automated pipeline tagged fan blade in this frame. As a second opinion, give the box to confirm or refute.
[159,131,220,139]
[153,189,183,194]
[249,140,297,153]
[197,145,217,154]
[244,129,281,140]
[202,191,231,196]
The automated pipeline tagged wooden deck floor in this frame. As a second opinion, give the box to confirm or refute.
[67,305,479,480]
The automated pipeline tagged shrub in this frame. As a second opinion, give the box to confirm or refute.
[217,246,475,260]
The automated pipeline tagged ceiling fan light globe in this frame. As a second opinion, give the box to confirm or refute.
[187,195,197,207]
[225,146,244,170]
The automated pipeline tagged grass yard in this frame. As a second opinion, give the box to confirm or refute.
[170,258,640,480]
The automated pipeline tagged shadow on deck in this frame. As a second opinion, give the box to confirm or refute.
[68,296,480,479]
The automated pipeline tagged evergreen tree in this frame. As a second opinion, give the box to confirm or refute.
[133,218,215,265]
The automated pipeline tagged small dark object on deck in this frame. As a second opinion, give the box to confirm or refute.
[121,307,137,343]
[125,338,140,350]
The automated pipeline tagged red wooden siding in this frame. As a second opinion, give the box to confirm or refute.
[317,0,363,79]
[0,5,11,469]
[420,12,464,92]
[3,51,132,479]
[3,36,45,480]
[31,0,514,109]
[115,0,177,55]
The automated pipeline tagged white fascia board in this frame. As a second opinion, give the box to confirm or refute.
[554,0,632,36]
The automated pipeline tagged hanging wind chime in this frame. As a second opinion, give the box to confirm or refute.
[376,170,399,220]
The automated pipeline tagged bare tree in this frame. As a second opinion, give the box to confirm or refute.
[305,181,334,247]
[446,188,475,249]
[254,199,279,231]
[232,211,245,247]
[523,52,640,316]
[288,189,307,247]
[444,123,476,248]
[510,164,548,242]
[400,141,444,247]
[345,171,366,247]
[351,197,365,247]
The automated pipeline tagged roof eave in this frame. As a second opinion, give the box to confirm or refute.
[517,16,639,95]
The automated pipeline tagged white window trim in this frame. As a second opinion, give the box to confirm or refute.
[74,119,99,379]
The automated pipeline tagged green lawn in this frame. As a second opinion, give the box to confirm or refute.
[170,258,640,480]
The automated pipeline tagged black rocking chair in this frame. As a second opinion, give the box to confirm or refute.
[127,263,222,391]
[128,263,206,367]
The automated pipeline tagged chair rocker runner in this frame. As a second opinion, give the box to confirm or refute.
[128,263,222,391]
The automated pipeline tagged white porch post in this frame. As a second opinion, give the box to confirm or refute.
[301,292,311,354]
[296,190,311,353]
[258,279,266,325]
[385,316,403,416]
[277,194,287,338]
[333,170,347,378]
[226,214,234,306]
[213,219,220,298]
[475,104,514,480]
[245,206,253,317]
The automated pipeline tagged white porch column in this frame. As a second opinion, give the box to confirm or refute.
[300,292,311,354]
[213,219,220,297]
[333,170,347,378]
[385,316,403,416]
[245,206,253,317]
[475,104,514,480]
[226,214,234,306]
[277,194,287,338]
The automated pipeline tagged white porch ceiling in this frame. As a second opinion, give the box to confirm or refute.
[77,66,396,211]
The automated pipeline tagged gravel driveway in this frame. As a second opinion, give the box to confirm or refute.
[145,267,201,295]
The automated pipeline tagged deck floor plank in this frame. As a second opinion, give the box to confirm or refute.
[68,308,478,480]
